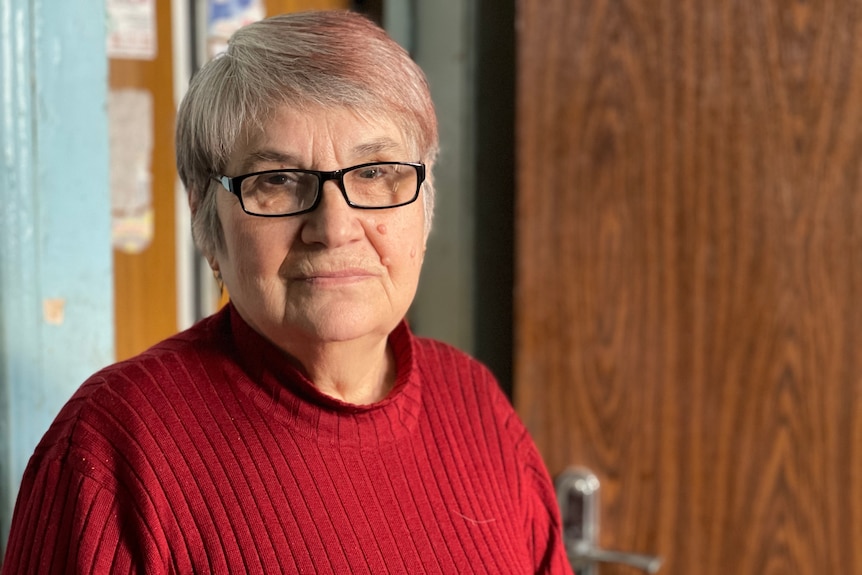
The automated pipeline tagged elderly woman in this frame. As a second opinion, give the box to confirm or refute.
[2,10,572,574]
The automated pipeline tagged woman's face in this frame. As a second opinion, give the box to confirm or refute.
[210,105,427,351]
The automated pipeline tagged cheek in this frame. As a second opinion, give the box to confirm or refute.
[371,219,426,276]
[220,217,287,279]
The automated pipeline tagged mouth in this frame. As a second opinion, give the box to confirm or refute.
[291,267,377,285]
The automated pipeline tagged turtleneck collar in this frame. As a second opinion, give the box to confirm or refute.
[224,303,423,449]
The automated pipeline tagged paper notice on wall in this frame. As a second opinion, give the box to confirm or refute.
[107,0,157,60]
[109,89,154,254]
[208,0,266,59]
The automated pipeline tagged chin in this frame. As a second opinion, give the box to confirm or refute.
[288,306,400,345]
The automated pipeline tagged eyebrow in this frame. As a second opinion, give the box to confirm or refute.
[236,137,406,174]
[236,150,300,174]
[350,137,404,157]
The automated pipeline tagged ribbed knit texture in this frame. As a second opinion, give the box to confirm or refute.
[2,305,572,574]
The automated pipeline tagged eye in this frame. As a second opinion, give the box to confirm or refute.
[238,170,317,216]
[259,172,299,188]
[356,165,393,179]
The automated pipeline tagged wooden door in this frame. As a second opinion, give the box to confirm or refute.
[514,1,862,573]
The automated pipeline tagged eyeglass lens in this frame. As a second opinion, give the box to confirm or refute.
[239,163,419,216]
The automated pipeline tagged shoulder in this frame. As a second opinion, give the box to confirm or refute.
[30,310,233,482]
[410,336,558,503]
[412,335,504,404]
[412,335,497,385]
[69,310,229,416]
[411,334,529,442]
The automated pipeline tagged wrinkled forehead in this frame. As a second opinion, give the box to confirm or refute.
[228,103,421,171]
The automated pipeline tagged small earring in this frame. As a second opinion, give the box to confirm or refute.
[213,270,224,295]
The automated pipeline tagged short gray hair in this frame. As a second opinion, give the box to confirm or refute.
[176,10,439,258]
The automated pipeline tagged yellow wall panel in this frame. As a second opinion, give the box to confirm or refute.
[110,0,177,361]
[266,0,349,16]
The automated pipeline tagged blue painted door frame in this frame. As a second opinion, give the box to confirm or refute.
[0,0,114,554]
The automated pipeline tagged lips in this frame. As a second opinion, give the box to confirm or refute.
[290,266,377,284]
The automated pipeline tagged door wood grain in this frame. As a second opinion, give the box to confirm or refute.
[514,1,862,573]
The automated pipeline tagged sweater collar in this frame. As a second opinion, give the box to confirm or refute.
[225,303,422,448]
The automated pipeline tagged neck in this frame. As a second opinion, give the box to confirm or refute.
[287,336,396,405]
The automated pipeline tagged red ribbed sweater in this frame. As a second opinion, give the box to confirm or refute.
[2,305,572,574]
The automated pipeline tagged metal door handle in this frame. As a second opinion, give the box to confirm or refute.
[556,467,662,575]
[567,540,662,573]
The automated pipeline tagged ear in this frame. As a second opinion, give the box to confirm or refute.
[207,255,220,275]
[188,184,217,264]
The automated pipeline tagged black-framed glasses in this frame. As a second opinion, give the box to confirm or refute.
[214,161,426,217]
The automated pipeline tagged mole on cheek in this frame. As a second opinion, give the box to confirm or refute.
[377,224,388,235]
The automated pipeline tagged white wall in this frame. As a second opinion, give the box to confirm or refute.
[388,0,478,353]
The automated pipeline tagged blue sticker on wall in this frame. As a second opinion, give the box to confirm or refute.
[207,0,265,59]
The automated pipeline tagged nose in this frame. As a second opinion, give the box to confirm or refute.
[299,180,362,247]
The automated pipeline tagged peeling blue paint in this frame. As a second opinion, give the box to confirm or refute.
[0,0,113,553]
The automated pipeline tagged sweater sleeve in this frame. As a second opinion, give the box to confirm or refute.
[484,371,573,575]
[521,441,574,574]
[2,440,167,574]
